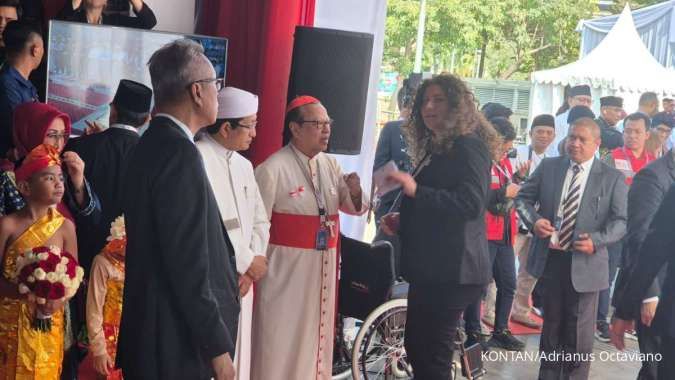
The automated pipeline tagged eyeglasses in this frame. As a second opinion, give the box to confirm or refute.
[45,132,68,140]
[235,121,257,130]
[189,78,225,92]
[298,119,334,129]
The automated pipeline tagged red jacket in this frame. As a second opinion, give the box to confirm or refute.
[485,157,517,243]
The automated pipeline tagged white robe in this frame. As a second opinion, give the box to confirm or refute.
[252,144,368,380]
[196,135,270,380]
[548,110,570,157]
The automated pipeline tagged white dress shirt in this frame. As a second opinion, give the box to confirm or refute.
[155,113,195,144]
[549,156,594,249]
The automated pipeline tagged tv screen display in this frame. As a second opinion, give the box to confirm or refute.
[46,20,227,134]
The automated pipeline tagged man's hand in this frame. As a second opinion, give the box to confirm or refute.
[533,218,555,238]
[387,171,417,197]
[246,256,268,282]
[573,233,595,255]
[344,172,362,198]
[610,318,635,351]
[84,120,104,135]
[641,299,658,327]
[61,151,85,192]
[516,161,531,178]
[212,352,235,380]
[505,183,520,199]
[238,274,253,297]
[380,212,400,236]
[93,353,114,376]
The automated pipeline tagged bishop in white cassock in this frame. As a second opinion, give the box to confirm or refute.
[251,96,368,380]
[196,87,270,380]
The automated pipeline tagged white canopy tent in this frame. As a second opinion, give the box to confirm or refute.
[530,5,675,121]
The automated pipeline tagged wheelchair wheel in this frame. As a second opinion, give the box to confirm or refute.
[351,298,412,379]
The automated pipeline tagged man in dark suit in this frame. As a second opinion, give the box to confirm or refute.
[612,149,675,380]
[612,183,675,379]
[65,79,151,272]
[117,39,238,380]
[516,117,627,380]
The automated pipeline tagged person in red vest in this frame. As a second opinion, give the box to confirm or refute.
[606,112,655,185]
[464,116,528,351]
[595,112,655,342]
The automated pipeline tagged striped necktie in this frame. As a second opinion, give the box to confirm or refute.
[559,164,582,250]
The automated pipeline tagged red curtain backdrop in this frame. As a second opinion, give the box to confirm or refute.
[196,0,315,166]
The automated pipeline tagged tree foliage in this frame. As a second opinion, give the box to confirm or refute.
[383,0,599,80]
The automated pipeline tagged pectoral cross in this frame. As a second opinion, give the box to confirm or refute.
[325,220,337,237]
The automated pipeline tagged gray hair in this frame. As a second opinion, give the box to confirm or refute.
[147,39,207,107]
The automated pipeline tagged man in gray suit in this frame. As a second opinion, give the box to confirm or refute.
[516,117,628,380]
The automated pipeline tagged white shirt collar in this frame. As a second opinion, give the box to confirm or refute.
[110,123,139,134]
[289,142,318,162]
[156,113,195,144]
[571,156,594,172]
[204,133,235,160]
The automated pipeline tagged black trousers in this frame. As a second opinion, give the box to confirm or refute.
[538,251,598,380]
[405,281,482,380]
[658,335,675,380]
[636,318,661,380]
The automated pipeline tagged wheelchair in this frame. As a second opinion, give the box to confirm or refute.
[332,235,486,380]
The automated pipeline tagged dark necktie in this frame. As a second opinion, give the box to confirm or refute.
[559,164,582,250]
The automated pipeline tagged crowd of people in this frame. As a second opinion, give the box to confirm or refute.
[374,80,675,380]
[1,1,675,380]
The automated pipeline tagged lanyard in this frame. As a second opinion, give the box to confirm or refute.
[492,161,511,183]
[290,147,328,225]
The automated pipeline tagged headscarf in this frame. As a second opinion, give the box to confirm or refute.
[13,103,72,159]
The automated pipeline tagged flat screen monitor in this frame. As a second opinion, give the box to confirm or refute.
[46,20,228,134]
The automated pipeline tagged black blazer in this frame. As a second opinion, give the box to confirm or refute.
[65,127,140,272]
[57,2,157,29]
[613,151,675,313]
[615,182,675,338]
[399,134,492,285]
[117,117,239,380]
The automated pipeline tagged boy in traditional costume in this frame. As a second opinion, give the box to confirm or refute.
[0,144,77,379]
[82,216,126,380]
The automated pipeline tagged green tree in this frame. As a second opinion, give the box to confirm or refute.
[383,0,598,80]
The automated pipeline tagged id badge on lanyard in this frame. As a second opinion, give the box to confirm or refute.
[315,210,329,251]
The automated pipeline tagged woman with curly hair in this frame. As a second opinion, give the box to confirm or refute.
[382,73,501,379]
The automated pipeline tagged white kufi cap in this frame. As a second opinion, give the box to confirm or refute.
[217,87,259,119]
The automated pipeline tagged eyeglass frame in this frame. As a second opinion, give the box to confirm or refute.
[188,77,225,92]
[296,119,334,129]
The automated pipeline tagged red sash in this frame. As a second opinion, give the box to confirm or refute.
[269,212,340,250]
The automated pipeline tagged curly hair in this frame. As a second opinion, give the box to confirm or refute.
[403,74,502,164]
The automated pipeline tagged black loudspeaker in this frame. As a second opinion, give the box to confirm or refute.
[288,26,374,155]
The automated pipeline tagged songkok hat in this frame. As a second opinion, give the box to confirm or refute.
[651,112,675,129]
[569,85,591,97]
[217,87,259,119]
[531,114,555,129]
[15,144,61,182]
[286,95,321,114]
[567,106,595,124]
[600,96,623,108]
[481,102,513,119]
[111,79,153,115]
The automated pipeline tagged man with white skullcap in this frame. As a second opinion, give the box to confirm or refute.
[196,87,270,380]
